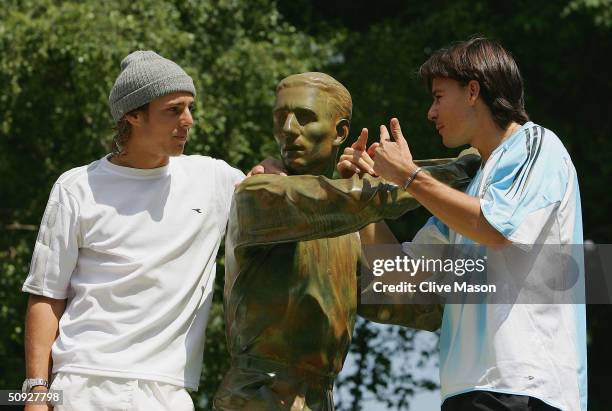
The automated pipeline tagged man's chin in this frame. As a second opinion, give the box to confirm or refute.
[169,146,186,156]
[442,136,466,149]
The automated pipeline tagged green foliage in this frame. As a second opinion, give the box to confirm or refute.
[563,0,612,27]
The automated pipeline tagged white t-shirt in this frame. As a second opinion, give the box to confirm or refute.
[23,154,244,390]
[404,122,587,411]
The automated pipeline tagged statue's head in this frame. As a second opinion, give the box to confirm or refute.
[273,72,352,176]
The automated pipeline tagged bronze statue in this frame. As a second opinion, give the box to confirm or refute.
[214,72,479,411]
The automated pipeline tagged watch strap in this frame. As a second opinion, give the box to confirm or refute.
[22,378,48,393]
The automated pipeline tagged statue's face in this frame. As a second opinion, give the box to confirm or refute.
[273,86,339,175]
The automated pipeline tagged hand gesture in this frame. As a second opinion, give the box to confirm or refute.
[373,118,417,185]
[337,128,379,178]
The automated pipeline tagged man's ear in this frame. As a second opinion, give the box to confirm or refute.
[467,80,480,105]
[333,118,350,146]
[125,110,145,127]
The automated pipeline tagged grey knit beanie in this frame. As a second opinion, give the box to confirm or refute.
[108,51,196,122]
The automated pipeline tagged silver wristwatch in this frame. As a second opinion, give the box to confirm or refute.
[22,378,48,393]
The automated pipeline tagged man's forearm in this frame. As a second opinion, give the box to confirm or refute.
[407,172,509,245]
[25,295,66,381]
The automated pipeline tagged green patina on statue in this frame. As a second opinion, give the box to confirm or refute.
[214,72,479,411]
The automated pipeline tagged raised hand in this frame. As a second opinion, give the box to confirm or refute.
[337,128,379,178]
[373,118,418,186]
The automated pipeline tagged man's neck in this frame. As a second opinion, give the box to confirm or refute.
[110,151,169,169]
[471,119,522,164]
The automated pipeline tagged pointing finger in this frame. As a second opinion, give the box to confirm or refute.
[352,128,369,151]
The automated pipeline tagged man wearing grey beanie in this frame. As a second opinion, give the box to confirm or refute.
[22,51,244,410]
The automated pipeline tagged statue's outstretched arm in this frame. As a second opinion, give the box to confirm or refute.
[229,154,480,250]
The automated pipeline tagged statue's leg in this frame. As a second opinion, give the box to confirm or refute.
[213,362,335,411]
[214,365,283,411]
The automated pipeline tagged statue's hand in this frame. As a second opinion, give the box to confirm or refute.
[337,128,378,178]
[247,158,287,177]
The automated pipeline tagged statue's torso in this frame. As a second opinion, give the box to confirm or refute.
[226,232,361,377]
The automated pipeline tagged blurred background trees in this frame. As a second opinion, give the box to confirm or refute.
[1,0,610,409]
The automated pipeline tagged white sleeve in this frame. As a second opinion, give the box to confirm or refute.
[214,160,245,235]
[22,183,80,299]
[480,126,568,244]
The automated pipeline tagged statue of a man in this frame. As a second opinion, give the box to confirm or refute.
[214,72,479,411]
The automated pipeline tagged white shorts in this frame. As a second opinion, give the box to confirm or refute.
[49,372,194,411]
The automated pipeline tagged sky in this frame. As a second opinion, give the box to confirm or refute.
[336,325,441,411]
